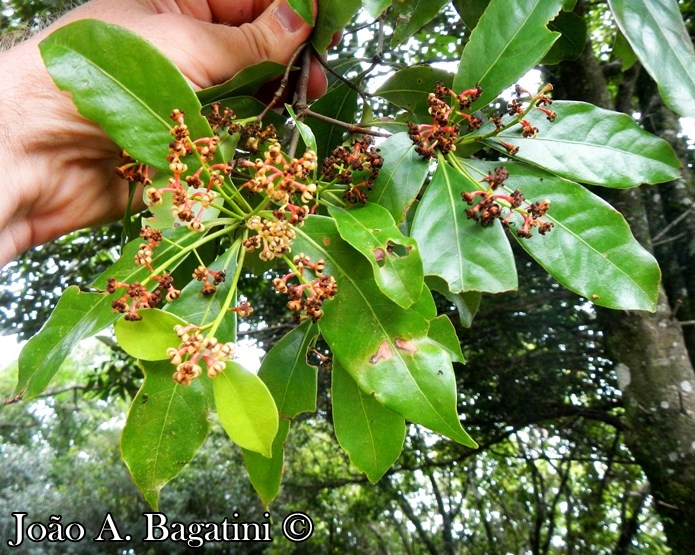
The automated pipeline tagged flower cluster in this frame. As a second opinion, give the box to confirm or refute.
[243,215,297,261]
[507,84,556,122]
[106,271,179,321]
[491,84,557,152]
[239,142,318,206]
[462,166,553,238]
[106,279,159,321]
[144,109,231,232]
[408,82,483,158]
[321,137,384,204]
[273,254,338,321]
[106,225,185,319]
[167,325,235,386]
[205,102,236,132]
[114,151,152,186]
[134,226,163,271]
[232,121,278,154]
[192,265,227,296]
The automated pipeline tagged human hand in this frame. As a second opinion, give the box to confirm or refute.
[0,0,322,265]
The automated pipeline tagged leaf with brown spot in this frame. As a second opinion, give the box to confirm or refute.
[295,216,476,447]
[370,341,393,364]
[329,204,424,308]
[394,338,418,354]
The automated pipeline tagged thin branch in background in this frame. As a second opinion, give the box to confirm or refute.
[315,51,372,102]
[652,204,695,243]
[3,384,86,406]
[257,43,306,122]
[315,14,388,104]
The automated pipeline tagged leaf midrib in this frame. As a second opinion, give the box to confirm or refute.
[298,222,463,440]
[52,42,171,131]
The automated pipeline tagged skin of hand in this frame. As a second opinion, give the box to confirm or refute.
[0,0,324,266]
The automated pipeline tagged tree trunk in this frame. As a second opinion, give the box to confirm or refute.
[550,14,695,552]
[601,301,695,552]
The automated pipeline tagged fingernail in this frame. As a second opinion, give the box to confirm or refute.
[275,0,306,33]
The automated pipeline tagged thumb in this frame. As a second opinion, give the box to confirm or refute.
[187,0,315,88]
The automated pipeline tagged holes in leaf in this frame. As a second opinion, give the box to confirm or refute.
[372,240,413,267]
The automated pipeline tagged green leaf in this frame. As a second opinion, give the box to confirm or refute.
[467,161,662,310]
[612,31,638,72]
[410,159,518,294]
[608,0,695,118]
[426,276,482,328]
[428,315,465,363]
[369,133,430,225]
[121,360,209,510]
[289,0,315,25]
[359,335,478,447]
[543,10,587,64]
[306,82,359,158]
[114,309,187,361]
[242,418,290,507]
[15,229,201,400]
[295,217,476,446]
[332,362,406,482]
[454,0,563,108]
[452,0,490,30]
[258,320,319,418]
[313,0,362,52]
[196,62,286,105]
[286,105,318,153]
[15,287,120,400]
[39,20,212,172]
[375,66,454,121]
[390,0,450,47]
[363,0,391,18]
[213,362,279,457]
[489,101,681,187]
[329,204,424,308]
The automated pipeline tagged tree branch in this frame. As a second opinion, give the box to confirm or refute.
[302,108,392,138]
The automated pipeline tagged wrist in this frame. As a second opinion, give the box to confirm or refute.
[0,36,124,266]
[0,40,45,264]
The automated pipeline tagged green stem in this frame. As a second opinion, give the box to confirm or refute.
[145,224,238,285]
[455,92,541,146]
[445,152,486,191]
[320,190,348,208]
[209,202,244,219]
[221,178,254,214]
[282,254,313,289]
[207,235,248,340]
